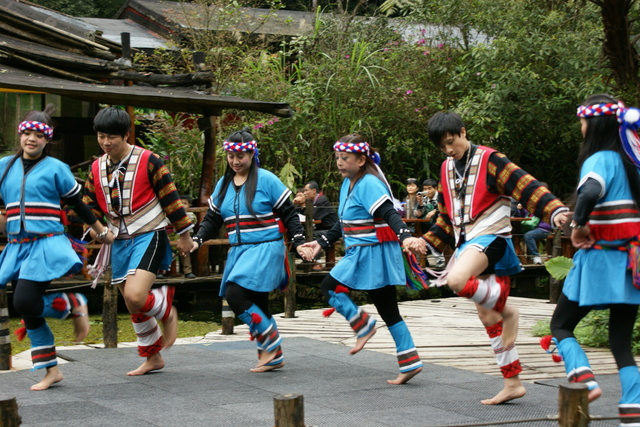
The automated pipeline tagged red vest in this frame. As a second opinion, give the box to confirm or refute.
[440,145,501,225]
[92,146,168,235]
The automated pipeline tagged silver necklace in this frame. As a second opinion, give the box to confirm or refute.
[454,147,473,186]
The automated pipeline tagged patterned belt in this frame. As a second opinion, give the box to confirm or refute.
[8,233,55,244]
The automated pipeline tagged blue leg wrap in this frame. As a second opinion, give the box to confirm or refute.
[328,291,376,338]
[26,323,57,371]
[389,321,422,373]
[238,304,282,353]
[557,337,598,390]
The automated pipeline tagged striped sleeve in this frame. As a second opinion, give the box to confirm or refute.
[82,168,105,220]
[487,152,567,224]
[148,153,194,235]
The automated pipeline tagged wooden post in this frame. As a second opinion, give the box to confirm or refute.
[102,271,118,348]
[220,298,234,335]
[558,383,589,427]
[0,395,21,427]
[195,114,218,277]
[273,393,304,427]
[283,252,297,318]
[0,289,10,370]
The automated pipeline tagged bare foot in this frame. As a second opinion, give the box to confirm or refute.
[161,306,178,350]
[31,367,63,391]
[588,387,602,402]
[127,353,165,376]
[500,304,519,348]
[256,347,279,367]
[349,327,376,355]
[250,362,284,373]
[387,367,422,385]
[72,304,90,342]
[481,378,527,405]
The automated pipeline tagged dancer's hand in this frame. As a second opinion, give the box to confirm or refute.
[553,211,569,228]
[402,237,426,255]
[571,225,595,249]
[297,241,321,261]
[177,233,195,257]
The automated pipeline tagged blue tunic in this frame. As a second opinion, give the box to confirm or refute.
[330,174,405,290]
[212,169,291,296]
[563,151,640,306]
[0,156,82,285]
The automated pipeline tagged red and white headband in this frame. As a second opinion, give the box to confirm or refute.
[223,140,257,152]
[18,121,53,140]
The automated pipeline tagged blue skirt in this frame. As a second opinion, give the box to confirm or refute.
[564,246,640,307]
[457,234,523,276]
[220,240,287,296]
[0,232,81,286]
[330,241,405,290]
[111,231,172,285]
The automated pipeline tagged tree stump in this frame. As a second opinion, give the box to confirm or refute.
[0,395,21,427]
[220,298,234,335]
[273,393,304,427]
[558,383,589,427]
[102,271,118,348]
[0,289,10,371]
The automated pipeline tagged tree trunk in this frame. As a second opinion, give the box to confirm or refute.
[593,0,640,102]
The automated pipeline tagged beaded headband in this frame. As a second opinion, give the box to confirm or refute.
[576,102,622,118]
[578,101,640,168]
[223,140,257,152]
[18,121,53,140]
[333,141,381,165]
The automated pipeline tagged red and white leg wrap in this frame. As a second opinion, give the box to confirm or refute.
[486,320,522,378]
[131,313,163,357]
[140,285,175,322]
[459,274,510,313]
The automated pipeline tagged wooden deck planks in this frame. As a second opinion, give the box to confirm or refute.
[262,296,626,383]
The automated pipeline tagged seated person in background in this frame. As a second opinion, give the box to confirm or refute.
[303,181,339,270]
[404,178,420,219]
[179,195,198,278]
[516,183,552,265]
[303,181,339,237]
[293,188,306,221]
[418,178,445,268]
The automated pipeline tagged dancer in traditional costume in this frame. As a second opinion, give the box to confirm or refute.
[0,105,114,390]
[83,107,194,376]
[422,111,569,404]
[300,133,427,385]
[544,94,640,424]
[191,128,309,372]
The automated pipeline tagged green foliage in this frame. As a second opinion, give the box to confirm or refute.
[133,0,634,201]
[28,0,123,18]
[9,314,219,356]
[545,256,574,281]
[533,309,640,356]
[136,111,205,199]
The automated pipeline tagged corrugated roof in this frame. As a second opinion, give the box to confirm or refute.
[80,18,172,50]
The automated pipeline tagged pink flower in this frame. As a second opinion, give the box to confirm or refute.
[406,90,413,95]
[254,123,264,129]
[345,55,350,59]
[423,50,430,55]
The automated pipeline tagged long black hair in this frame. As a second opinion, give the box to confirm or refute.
[215,128,260,218]
[579,93,640,204]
